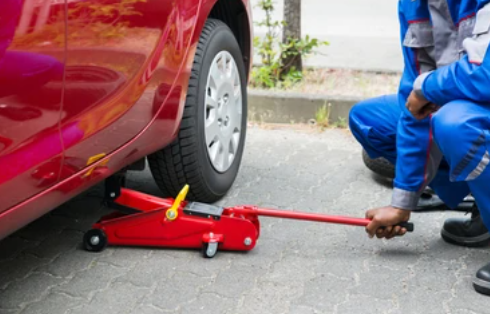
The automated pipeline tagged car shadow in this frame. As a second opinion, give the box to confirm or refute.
[0,171,164,292]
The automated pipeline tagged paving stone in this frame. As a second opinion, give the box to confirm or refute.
[336,294,395,314]
[180,293,235,314]
[145,272,213,311]
[0,237,38,260]
[36,249,97,278]
[396,286,452,314]
[172,253,233,276]
[232,281,303,314]
[24,230,81,260]
[449,279,490,314]
[452,309,487,314]
[0,254,51,290]
[21,293,84,314]
[288,305,319,314]
[0,273,64,309]
[117,252,185,287]
[349,263,411,300]
[52,263,128,299]
[0,128,488,313]
[130,304,169,314]
[205,263,267,298]
[96,247,152,269]
[263,254,321,285]
[69,281,149,314]
[14,214,65,243]
[295,273,352,312]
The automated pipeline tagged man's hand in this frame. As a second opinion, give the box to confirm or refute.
[365,206,411,239]
[406,91,439,120]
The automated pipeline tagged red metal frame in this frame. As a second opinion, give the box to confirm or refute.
[93,188,259,252]
[88,188,413,257]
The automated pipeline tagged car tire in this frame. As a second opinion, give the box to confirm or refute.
[148,19,247,202]
[362,149,395,179]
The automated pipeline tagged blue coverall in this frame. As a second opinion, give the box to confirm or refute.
[349,0,490,229]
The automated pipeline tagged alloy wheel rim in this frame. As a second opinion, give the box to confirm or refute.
[204,51,242,173]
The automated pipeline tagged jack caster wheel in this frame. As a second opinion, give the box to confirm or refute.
[202,242,218,258]
[83,229,108,252]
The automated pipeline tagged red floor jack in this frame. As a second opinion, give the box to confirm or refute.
[83,178,414,258]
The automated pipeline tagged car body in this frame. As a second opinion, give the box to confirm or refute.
[0,0,252,239]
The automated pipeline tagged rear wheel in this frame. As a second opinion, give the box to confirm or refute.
[148,19,247,202]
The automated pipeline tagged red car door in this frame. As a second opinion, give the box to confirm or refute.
[59,0,198,179]
[0,0,65,212]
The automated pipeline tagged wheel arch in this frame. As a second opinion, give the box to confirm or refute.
[207,0,252,78]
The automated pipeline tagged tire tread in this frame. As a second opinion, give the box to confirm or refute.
[148,19,233,202]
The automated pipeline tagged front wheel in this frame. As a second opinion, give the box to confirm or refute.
[149,19,247,203]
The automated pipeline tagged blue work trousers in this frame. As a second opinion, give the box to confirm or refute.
[349,94,490,229]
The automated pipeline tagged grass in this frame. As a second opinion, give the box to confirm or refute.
[250,67,401,129]
[313,103,348,129]
[315,103,330,129]
[251,68,401,98]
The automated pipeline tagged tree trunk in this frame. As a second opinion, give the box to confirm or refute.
[17,0,36,35]
[35,0,52,32]
[281,0,302,75]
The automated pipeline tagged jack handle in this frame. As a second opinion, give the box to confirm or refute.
[381,221,414,232]
[226,206,414,232]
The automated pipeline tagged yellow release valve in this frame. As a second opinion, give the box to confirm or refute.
[166,184,189,221]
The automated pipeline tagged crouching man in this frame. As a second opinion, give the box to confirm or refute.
[349,0,490,296]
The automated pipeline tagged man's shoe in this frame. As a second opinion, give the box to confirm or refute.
[441,205,490,247]
[474,263,490,296]
[416,189,474,211]
[416,191,445,211]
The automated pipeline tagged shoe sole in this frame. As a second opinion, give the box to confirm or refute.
[473,278,490,296]
[441,229,490,248]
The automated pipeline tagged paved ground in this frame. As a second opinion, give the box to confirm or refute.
[252,0,403,72]
[1,127,489,314]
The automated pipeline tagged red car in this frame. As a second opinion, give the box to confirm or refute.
[0,0,252,239]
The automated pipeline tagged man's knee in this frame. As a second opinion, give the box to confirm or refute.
[432,101,469,150]
[349,97,391,133]
[432,100,488,170]
[432,100,481,141]
[348,99,381,146]
[349,100,373,131]
[348,95,400,162]
[349,94,399,132]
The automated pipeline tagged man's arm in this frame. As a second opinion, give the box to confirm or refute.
[392,109,443,210]
[365,1,439,238]
[415,3,490,106]
[365,206,411,239]
[390,0,441,213]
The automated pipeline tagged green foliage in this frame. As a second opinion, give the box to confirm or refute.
[66,0,146,43]
[314,103,348,129]
[315,103,331,129]
[251,0,328,89]
[332,116,348,129]
[13,0,146,48]
[13,11,66,47]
